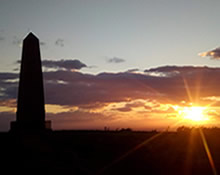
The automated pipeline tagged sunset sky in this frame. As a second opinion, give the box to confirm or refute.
[0,0,220,131]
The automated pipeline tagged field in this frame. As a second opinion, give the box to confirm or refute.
[1,129,220,175]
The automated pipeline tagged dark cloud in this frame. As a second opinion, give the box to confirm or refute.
[115,101,146,112]
[41,66,220,106]
[16,59,87,71]
[145,65,213,74]
[107,57,125,63]
[0,72,18,100]
[126,68,140,73]
[0,72,18,80]
[42,59,87,71]
[40,41,46,46]
[2,65,220,131]
[199,47,220,59]
[2,66,220,107]
[55,39,64,47]
[115,106,132,112]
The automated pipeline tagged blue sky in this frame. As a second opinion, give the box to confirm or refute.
[0,0,220,73]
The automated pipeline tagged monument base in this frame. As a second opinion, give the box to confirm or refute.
[10,120,51,132]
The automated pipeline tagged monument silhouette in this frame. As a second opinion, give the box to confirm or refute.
[10,32,51,131]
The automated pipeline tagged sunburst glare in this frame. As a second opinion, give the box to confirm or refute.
[178,106,209,123]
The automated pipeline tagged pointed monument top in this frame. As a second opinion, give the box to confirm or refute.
[24,32,39,41]
[10,30,52,132]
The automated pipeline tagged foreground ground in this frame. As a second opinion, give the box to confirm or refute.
[1,129,220,175]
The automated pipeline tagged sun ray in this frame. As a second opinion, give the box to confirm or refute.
[129,75,179,106]
[95,132,163,175]
[183,128,197,175]
[182,77,193,103]
[199,129,217,175]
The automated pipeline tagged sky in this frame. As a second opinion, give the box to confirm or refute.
[0,0,220,131]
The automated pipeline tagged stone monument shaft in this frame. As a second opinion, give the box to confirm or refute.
[10,32,50,131]
[10,32,51,131]
[16,32,45,124]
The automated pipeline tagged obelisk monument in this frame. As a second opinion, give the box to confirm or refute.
[11,32,51,131]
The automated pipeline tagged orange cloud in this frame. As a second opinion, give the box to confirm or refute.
[2,65,220,130]
[199,47,220,59]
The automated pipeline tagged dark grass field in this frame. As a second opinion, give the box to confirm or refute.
[1,129,220,175]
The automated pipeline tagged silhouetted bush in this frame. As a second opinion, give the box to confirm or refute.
[176,126,191,133]
[120,128,133,132]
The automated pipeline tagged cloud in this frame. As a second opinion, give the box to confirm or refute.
[40,41,46,46]
[0,99,16,108]
[199,47,220,59]
[145,65,210,74]
[16,59,87,71]
[42,59,87,71]
[3,65,220,130]
[2,65,220,108]
[114,101,146,112]
[55,39,64,47]
[126,68,140,73]
[0,72,18,80]
[42,66,220,106]
[0,72,18,100]
[107,57,125,63]
[115,106,132,112]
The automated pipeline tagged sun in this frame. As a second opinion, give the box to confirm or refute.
[178,106,209,122]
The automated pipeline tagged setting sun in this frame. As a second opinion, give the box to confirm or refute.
[179,106,209,122]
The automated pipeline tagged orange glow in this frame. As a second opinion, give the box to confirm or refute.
[45,104,78,114]
[178,106,209,123]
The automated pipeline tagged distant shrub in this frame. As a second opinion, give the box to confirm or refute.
[176,126,220,133]
[120,128,133,132]
[177,126,191,133]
